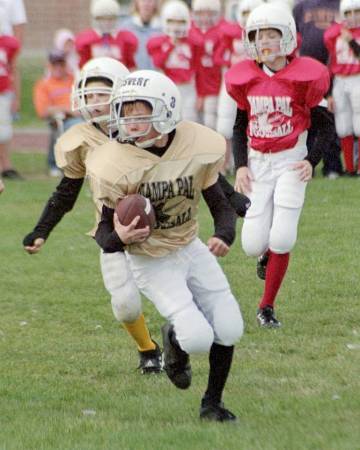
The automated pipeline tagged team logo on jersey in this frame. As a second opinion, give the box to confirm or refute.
[248,95,294,138]
[139,176,195,229]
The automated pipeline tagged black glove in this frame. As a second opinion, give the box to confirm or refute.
[23,231,46,246]
[228,191,251,218]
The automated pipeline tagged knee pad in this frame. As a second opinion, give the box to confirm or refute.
[269,228,297,254]
[111,283,141,322]
[213,297,244,346]
[173,306,214,354]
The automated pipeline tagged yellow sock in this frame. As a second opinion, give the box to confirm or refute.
[122,314,156,352]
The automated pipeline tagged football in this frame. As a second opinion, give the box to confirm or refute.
[115,194,156,231]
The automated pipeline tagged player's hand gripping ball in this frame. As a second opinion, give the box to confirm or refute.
[115,194,156,231]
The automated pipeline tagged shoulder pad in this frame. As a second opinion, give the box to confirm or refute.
[220,22,242,40]
[117,30,138,47]
[324,22,342,45]
[225,60,262,87]
[75,29,99,48]
[147,34,170,50]
[279,57,329,83]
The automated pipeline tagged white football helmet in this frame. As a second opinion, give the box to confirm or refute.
[161,0,191,39]
[112,70,182,147]
[192,0,221,31]
[265,0,294,13]
[340,0,360,28]
[237,0,264,28]
[91,0,121,34]
[245,3,297,61]
[72,57,129,125]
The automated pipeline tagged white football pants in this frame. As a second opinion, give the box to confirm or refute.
[178,82,198,123]
[100,251,142,323]
[127,238,244,354]
[202,95,218,130]
[333,74,360,137]
[241,143,308,257]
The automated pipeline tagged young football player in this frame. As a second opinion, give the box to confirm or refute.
[324,0,360,175]
[75,0,138,69]
[226,3,330,327]
[87,69,245,422]
[23,57,163,374]
[189,0,224,129]
[146,0,199,121]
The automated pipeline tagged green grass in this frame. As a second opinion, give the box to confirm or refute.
[16,56,47,129]
[1,154,360,450]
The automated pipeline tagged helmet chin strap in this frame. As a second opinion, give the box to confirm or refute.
[135,134,164,149]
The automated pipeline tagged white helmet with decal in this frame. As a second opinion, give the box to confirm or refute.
[72,57,129,124]
[112,70,182,147]
[161,0,191,39]
[91,0,121,34]
[245,3,297,61]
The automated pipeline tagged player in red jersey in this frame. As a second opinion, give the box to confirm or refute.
[0,19,21,180]
[324,0,360,175]
[226,3,330,327]
[75,0,138,69]
[147,0,199,121]
[189,0,226,129]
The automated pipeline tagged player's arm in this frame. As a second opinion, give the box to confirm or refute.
[202,181,237,257]
[95,204,125,253]
[23,176,84,253]
[217,173,250,218]
[232,108,253,194]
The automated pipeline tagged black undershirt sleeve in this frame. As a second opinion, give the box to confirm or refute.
[306,106,334,168]
[232,108,249,169]
[202,181,237,246]
[95,204,125,253]
[23,176,84,245]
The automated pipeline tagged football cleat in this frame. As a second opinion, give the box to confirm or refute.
[200,398,237,422]
[256,306,281,328]
[138,341,163,374]
[256,253,269,280]
[161,323,192,389]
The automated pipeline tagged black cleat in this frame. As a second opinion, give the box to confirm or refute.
[1,169,23,180]
[200,398,237,422]
[256,253,269,280]
[256,306,281,328]
[161,323,191,389]
[138,341,163,374]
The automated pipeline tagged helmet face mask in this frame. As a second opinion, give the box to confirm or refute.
[244,4,296,61]
[343,9,360,28]
[110,70,181,147]
[161,0,190,39]
[72,57,130,126]
[191,0,221,31]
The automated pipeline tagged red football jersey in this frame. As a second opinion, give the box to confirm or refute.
[0,35,20,93]
[324,22,360,76]
[75,29,138,69]
[213,22,245,67]
[146,34,199,84]
[189,20,228,96]
[225,57,330,153]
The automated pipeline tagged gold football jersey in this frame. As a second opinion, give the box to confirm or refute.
[54,122,110,234]
[87,121,226,257]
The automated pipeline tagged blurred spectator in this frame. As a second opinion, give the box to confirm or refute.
[75,0,138,69]
[0,11,21,180]
[0,0,27,180]
[33,50,81,177]
[121,0,162,69]
[294,0,343,178]
[54,29,79,75]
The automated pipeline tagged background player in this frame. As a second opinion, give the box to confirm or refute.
[75,0,138,69]
[324,0,360,175]
[87,69,244,422]
[226,3,330,327]
[23,57,162,374]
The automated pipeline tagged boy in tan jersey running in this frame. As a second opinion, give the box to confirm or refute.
[89,70,249,422]
[23,57,163,374]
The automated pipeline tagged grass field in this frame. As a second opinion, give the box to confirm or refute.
[1,153,360,450]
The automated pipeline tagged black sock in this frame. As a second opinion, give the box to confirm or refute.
[203,343,234,405]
